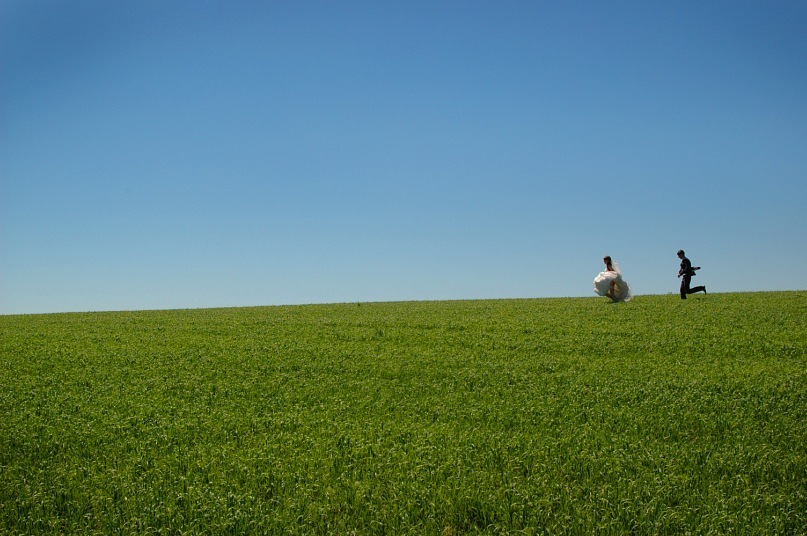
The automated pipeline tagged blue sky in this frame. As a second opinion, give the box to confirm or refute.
[2,1,805,314]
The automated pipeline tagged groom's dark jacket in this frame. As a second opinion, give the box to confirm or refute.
[679,257,696,277]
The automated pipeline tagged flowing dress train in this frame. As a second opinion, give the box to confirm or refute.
[593,263,632,302]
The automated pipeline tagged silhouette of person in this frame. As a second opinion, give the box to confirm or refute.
[677,249,706,299]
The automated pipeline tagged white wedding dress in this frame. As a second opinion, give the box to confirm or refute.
[593,261,632,302]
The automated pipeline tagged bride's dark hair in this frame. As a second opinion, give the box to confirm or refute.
[603,256,613,269]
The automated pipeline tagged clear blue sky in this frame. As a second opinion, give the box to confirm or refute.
[2,1,805,314]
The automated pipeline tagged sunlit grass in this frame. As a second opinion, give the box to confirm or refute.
[1,292,805,534]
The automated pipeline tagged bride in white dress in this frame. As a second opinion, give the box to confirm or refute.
[593,256,632,302]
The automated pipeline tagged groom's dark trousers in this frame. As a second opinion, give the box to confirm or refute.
[680,275,706,299]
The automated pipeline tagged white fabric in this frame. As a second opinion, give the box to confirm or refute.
[593,267,632,302]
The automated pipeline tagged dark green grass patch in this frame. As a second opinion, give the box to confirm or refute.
[1,292,805,534]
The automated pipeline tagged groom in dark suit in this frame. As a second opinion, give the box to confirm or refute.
[677,249,706,299]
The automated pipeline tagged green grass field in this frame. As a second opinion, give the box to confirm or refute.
[1,292,805,534]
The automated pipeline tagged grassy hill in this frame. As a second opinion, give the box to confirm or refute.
[2,292,805,534]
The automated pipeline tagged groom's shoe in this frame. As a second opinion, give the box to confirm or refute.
[703,287,707,294]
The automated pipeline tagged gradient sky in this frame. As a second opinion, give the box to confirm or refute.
[2,1,805,314]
